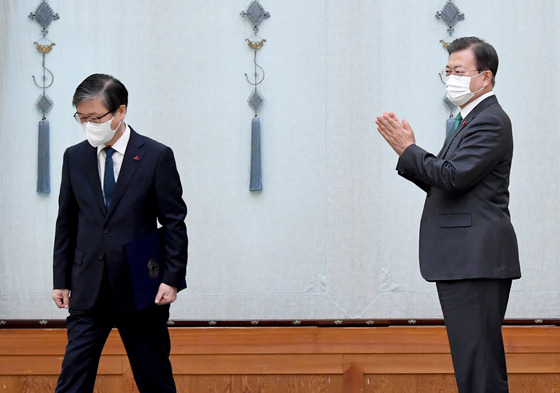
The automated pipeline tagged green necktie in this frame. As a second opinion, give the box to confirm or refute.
[448,112,463,137]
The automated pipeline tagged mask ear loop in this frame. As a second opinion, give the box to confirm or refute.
[111,120,122,133]
[480,69,492,87]
[112,105,127,132]
[470,71,488,95]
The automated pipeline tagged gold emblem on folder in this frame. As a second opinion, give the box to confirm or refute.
[148,259,160,279]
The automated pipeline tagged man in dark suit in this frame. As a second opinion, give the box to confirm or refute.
[376,37,521,393]
[52,74,188,393]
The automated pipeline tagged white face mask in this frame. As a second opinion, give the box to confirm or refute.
[81,117,121,147]
[445,72,485,107]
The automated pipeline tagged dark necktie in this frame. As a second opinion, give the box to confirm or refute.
[104,147,116,209]
[448,112,463,137]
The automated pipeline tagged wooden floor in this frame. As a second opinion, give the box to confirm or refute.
[0,325,559,392]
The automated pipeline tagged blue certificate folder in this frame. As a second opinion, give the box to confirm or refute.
[123,229,164,311]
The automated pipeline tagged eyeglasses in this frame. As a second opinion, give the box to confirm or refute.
[439,69,480,84]
[73,110,113,124]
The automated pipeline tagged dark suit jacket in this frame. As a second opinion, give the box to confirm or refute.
[53,127,188,312]
[396,95,521,281]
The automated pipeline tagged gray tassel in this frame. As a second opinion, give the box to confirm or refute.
[250,116,262,191]
[446,116,455,136]
[37,118,50,194]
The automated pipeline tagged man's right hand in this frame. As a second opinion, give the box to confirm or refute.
[52,289,70,309]
[375,112,416,156]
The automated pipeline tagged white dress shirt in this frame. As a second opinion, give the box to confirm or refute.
[460,91,495,119]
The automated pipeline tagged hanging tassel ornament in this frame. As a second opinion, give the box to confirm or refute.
[444,96,457,136]
[32,50,55,195]
[247,61,265,191]
[242,1,270,192]
[37,118,51,193]
[250,115,262,191]
[29,0,59,194]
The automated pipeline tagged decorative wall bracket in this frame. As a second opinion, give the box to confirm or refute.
[29,0,59,194]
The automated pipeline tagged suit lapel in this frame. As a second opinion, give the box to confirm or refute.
[440,95,498,158]
[105,129,146,219]
[441,119,468,157]
[77,142,107,215]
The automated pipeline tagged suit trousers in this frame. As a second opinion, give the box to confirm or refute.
[436,278,512,393]
[55,267,177,393]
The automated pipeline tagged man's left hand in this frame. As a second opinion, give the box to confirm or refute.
[155,283,178,305]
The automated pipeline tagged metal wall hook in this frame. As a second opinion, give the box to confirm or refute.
[32,56,54,88]
[244,37,266,85]
[245,62,265,86]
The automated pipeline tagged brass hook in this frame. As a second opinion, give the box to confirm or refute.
[244,50,265,86]
[245,62,265,85]
[32,54,54,89]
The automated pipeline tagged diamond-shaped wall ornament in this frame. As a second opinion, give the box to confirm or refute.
[29,1,60,36]
[241,1,270,33]
[248,89,264,113]
[435,1,464,35]
[35,94,53,116]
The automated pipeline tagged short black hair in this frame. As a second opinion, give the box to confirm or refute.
[447,37,498,86]
[72,73,128,111]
